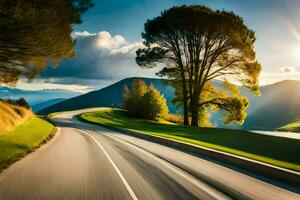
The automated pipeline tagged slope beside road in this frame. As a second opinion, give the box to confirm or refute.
[0,108,299,200]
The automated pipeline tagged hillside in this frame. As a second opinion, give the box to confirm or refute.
[39,78,300,131]
[39,78,177,115]
[0,100,32,133]
[32,98,66,112]
[241,80,300,130]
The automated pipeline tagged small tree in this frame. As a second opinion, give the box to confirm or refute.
[16,97,30,109]
[123,79,169,120]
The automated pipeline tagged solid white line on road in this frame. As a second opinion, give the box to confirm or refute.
[102,132,231,200]
[79,130,139,200]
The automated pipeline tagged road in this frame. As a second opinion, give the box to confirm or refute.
[0,108,299,200]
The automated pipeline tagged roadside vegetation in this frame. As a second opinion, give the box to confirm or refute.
[0,116,54,171]
[0,98,32,133]
[79,109,300,172]
[123,79,169,120]
[278,121,300,132]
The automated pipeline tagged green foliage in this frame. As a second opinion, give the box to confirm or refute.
[0,0,93,85]
[278,121,300,132]
[16,97,30,109]
[123,79,169,120]
[136,5,261,126]
[79,110,300,172]
[200,80,249,125]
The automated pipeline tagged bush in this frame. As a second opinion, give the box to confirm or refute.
[123,79,169,120]
[165,114,184,124]
[16,97,30,109]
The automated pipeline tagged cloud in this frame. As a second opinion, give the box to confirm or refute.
[95,31,125,49]
[73,31,96,37]
[39,31,160,88]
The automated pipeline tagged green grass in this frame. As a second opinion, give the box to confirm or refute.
[278,121,300,132]
[0,116,54,170]
[79,109,300,172]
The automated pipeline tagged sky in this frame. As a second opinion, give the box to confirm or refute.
[17,0,300,92]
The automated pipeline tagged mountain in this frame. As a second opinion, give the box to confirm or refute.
[39,78,300,131]
[39,78,177,115]
[31,98,66,112]
[241,80,300,130]
[0,87,81,108]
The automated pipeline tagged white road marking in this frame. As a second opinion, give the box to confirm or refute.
[79,130,139,200]
[100,131,231,200]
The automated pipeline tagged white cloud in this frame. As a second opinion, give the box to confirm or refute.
[74,31,96,37]
[16,79,91,93]
[110,42,144,55]
[95,31,126,49]
[39,31,160,88]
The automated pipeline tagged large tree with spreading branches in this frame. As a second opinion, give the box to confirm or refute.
[0,0,93,85]
[136,5,261,126]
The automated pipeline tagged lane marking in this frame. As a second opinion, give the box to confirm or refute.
[99,131,231,200]
[79,130,139,200]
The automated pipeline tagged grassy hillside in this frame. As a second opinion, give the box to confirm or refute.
[0,100,32,133]
[79,109,300,172]
[0,116,54,170]
[278,121,300,132]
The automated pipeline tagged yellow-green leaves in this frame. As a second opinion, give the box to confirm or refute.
[123,79,169,120]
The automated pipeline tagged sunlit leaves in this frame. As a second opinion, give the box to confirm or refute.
[0,0,92,85]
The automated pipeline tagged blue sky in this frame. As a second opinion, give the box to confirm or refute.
[18,0,300,92]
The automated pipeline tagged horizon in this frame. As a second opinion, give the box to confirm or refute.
[2,77,300,94]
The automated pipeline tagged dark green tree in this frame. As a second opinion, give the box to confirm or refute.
[0,0,93,85]
[136,5,261,126]
[16,97,30,109]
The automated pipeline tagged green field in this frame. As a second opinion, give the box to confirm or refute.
[278,121,300,132]
[79,109,300,172]
[0,116,54,170]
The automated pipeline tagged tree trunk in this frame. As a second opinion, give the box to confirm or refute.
[190,102,199,126]
[183,95,189,125]
[177,61,189,126]
[182,79,189,125]
[190,93,200,126]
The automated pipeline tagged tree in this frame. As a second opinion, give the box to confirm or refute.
[136,5,261,126]
[0,0,93,85]
[123,79,169,120]
[16,97,30,109]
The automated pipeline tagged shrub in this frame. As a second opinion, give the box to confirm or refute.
[16,97,30,109]
[165,114,184,124]
[123,79,169,120]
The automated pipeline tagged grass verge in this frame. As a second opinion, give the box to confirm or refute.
[78,109,300,172]
[0,116,55,171]
[278,121,300,132]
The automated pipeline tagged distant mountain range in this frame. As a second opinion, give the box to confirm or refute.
[38,78,300,131]
[0,87,81,112]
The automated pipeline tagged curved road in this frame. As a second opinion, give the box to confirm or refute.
[0,108,299,200]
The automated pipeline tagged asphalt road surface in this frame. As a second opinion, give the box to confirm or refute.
[0,108,299,200]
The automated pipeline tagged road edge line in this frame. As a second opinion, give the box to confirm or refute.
[79,130,139,200]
